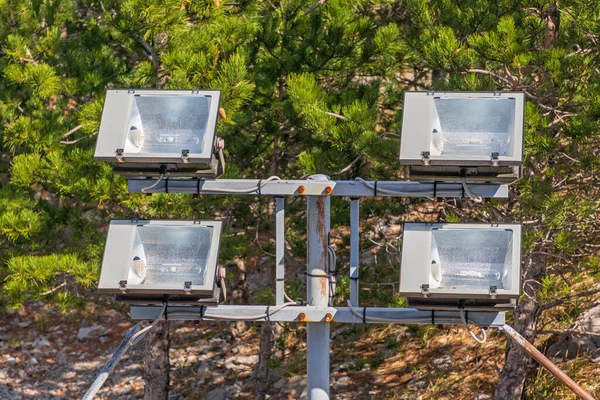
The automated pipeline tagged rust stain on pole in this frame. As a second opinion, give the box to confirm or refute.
[502,325,595,400]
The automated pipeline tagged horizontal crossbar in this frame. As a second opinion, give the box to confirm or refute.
[130,305,506,327]
[128,179,508,198]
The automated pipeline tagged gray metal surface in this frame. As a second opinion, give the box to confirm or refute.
[276,197,285,305]
[349,199,360,307]
[306,193,331,400]
[399,223,522,300]
[128,178,509,198]
[399,91,524,166]
[129,305,506,327]
[95,89,220,164]
[98,220,222,296]
[83,323,142,400]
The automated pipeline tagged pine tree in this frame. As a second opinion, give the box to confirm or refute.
[1,0,599,398]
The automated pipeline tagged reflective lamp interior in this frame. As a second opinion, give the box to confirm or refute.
[124,96,211,154]
[430,98,516,157]
[429,229,513,290]
[127,225,214,287]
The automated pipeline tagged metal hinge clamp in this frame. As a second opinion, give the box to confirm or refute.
[491,152,499,167]
[421,151,431,166]
[181,149,190,163]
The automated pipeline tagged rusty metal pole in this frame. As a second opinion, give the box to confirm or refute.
[306,176,331,399]
[502,325,595,400]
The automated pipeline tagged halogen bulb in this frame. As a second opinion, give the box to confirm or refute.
[430,260,441,282]
[129,126,144,148]
[132,256,147,279]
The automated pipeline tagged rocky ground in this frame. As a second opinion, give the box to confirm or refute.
[1,299,600,399]
[0,300,506,400]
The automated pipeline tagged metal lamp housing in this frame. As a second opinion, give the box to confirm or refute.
[400,223,522,310]
[399,91,525,183]
[98,220,223,305]
[94,89,222,178]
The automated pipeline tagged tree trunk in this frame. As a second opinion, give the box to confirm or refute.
[494,253,546,400]
[254,322,274,399]
[143,321,170,400]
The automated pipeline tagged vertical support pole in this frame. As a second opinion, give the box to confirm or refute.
[275,196,285,305]
[306,195,330,400]
[349,198,360,307]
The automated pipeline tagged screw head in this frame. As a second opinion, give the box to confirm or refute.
[325,186,333,196]
[298,312,307,322]
[298,185,306,195]
[324,313,333,322]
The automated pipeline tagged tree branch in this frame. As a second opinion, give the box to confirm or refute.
[538,287,600,313]
[304,0,328,15]
[61,124,82,139]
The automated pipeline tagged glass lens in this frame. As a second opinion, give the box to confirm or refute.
[430,229,513,290]
[125,96,211,154]
[430,98,516,157]
[130,225,214,287]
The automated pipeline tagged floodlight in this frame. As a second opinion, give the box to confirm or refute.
[399,223,521,310]
[94,89,223,178]
[399,91,524,183]
[98,220,223,305]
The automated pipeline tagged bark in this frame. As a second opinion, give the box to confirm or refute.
[494,253,546,400]
[143,321,170,400]
[542,2,560,50]
[254,322,274,400]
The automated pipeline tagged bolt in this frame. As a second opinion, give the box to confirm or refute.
[298,185,306,195]
[298,312,307,322]
[325,186,333,196]
[324,313,333,322]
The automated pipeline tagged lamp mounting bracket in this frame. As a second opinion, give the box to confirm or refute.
[421,151,431,166]
[489,286,498,298]
[181,150,190,163]
[421,284,430,297]
[119,280,127,292]
[115,149,124,163]
[184,281,192,293]
[491,152,499,166]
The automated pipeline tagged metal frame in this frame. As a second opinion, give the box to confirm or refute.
[130,305,506,326]
[124,176,510,400]
[128,178,509,198]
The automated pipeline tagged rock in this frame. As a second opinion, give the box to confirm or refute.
[406,376,427,390]
[6,357,16,366]
[547,300,600,360]
[205,387,230,400]
[473,394,492,400]
[77,325,109,341]
[432,355,453,370]
[287,375,306,396]
[16,321,30,328]
[333,376,350,390]
[35,336,51,348]
[29,357,38,366]
[274,378,287,390]
[234,355,259,365]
